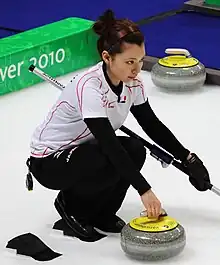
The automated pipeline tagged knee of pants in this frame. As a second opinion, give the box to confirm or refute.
[119,136,146,170]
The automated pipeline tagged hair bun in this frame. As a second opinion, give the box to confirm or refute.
[93,9,116,36]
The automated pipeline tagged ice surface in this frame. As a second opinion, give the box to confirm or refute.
[1,69,220,264]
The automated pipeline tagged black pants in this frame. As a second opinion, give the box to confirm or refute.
[29,136,146,222]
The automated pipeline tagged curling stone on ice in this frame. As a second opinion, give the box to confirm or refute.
[151,48,206,91]
[120,209,186,261]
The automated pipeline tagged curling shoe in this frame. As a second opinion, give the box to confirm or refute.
[92,214,126,235]
[54,191,105,242]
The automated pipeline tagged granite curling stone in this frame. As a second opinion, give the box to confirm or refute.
[120,210,186,261]
[151,48,206,92]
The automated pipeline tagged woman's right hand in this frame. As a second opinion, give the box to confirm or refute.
[141,189,162,218]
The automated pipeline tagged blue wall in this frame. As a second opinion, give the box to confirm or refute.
[1,0,185,36]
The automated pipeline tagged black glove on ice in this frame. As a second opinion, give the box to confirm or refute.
[182,153,211,191]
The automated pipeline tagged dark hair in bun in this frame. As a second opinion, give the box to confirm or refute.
[92,9,144,57]
[93,9,116,37]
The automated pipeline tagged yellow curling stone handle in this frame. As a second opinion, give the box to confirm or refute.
[140,208,167,219]
[158,48,199,68]
[129,209,178,232]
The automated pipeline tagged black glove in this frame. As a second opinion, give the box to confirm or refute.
[182,153,211,191]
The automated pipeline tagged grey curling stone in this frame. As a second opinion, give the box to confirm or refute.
[151,48,206,92]
[120,211,186,261]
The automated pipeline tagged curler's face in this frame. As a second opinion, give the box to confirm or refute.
[102,42,145,85]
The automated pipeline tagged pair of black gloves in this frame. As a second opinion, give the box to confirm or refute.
[182,153,211,191]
